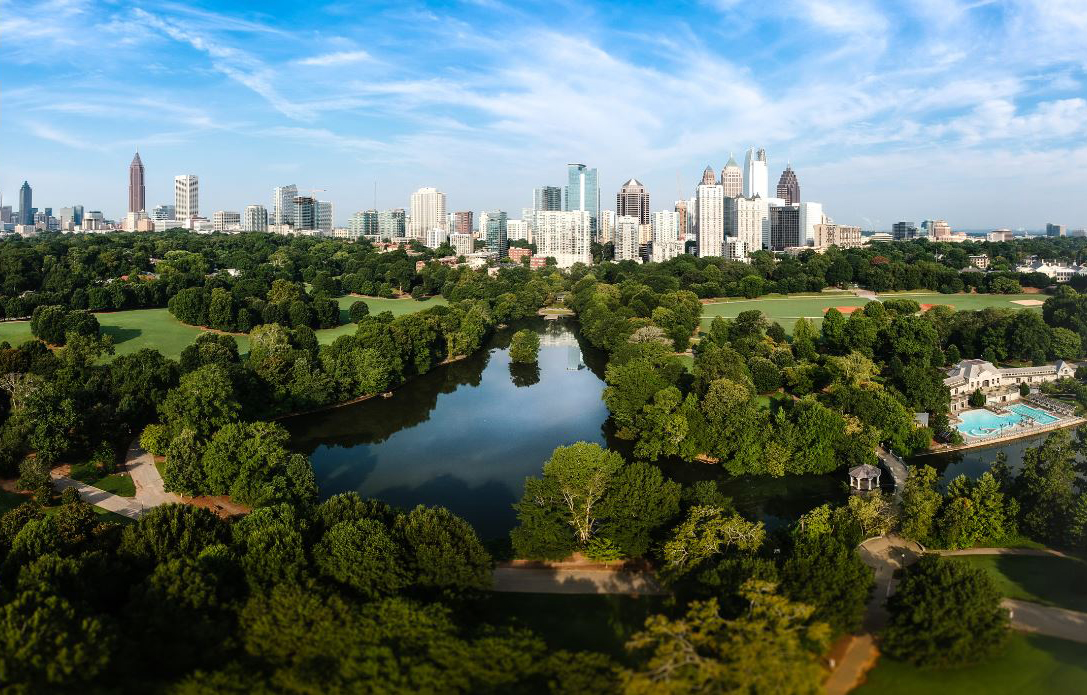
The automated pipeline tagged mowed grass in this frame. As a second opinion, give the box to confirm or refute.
[67,461,136,498]
[699,292,1046,334]
[855,633,1087,695]
[0,296,447,360]
[947,555,1087,612]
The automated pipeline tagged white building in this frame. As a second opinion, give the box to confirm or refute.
[409,187,447,239]
[743,147,769,199]
[725,238,748,262]
[317,201,334,234]
[533,210,592,268]
[945,359,1076,412]
[1015,259,1087,282]
[727,196,768,259]
[272,185,297,226]
[212,210,241,232]
[798,202,824,246]
[615,215,641,262]
[174,175,199,221]
[987,229,1014,242]
[449,232,474,256]
[651,210,683,262]
[124,210,148,232]
[598,209,615,244]
[243,204,268,232]
[696,182,724,257]
[507,219,532,243]
[424,226,448,249]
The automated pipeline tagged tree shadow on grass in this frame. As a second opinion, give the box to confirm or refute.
[994,555,1087,612]
[101,325,142,346]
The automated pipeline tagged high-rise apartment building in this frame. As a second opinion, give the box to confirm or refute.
[614,215,641,262]
[293,196,316,230]
[769,204,801,250]
[533,210,592,268]
[450,233,474,256]
[409,187,447,239]
[651,210,683,262]
[726,196,768,259]
[18,181,33,225]
[348,210,379,237]
[533,186,562,212]
[892,221,918,241]
[243,205,268,232]
[674,200,688,242]
[452,211,473,235]
[212,210,241,232]
[174,175,199,220]
[598,209,615,244]
[743,147,769,199]
[720,155,743,198]
[616,179,650,225]
[798,202,823,246]
[1046,223,1067,237]
[507,219,531,242]
[483,210,508,257]
[317,201,334,233]
[776,165,799,205]
[273,185,298,226]
[696,180,725,258]
[378,209,406,238]
[129,152,146,213]
[564,164,599,235]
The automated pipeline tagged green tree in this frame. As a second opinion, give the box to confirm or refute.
[398,505,493,593]
[883,555,1008,668]
[542,442,623,545]
[969,388,986,407]
[314,518,409,598]
[661,506,764,579]
[206,287,235,332]
[899,465,942,542]
[509,329,540,364]
[780,534,873,636]
[348,300,370,323]
[163,428,207,496]
[159,364,240,439]
[597,461,681,557]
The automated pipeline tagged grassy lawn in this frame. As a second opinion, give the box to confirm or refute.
[67,461,136,498]
[881,292,1046,312]
[947,555,1087,612]
[0,488,133,525]
[855,633,1087,694]
[476,593,664,659]
[675,353,694,372]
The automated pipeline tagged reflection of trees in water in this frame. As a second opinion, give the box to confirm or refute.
[509,362,540,388]
[374,474,519,540]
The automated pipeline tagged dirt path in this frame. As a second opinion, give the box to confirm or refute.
[491,567,665,595]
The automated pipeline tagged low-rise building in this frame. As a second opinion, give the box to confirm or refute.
[967,254,990,269]
[944,359,1076,411]
[813,223,863,249]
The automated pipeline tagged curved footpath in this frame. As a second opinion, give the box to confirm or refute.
[50,438,179,520]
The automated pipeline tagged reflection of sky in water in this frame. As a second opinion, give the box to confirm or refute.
[303,323,607,538]
[910,430,1078,488]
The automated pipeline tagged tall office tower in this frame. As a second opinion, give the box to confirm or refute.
[892,221,918,241]
[565,164,599,235]
[1046,223,1067,237]
[243,204,268,232]
[798,202,823,246]
[378,209,406,238]
[18,181,32,225]
[212,211,241,232]
[174,175,199,220]
[696,179,725,258]
[616,179,650,225]
[533,210,592,268]
[614,216,641,262]
[272,185,298,225]
[409,187,447,239]
[533,186,562,211]
[700,165,717,186]
[674,200,688,242]
[776,165,799,205]
[72,204,83,225]
[726,196,768,258]
[598,209,615,244]
[743,147,769,199]
[483,210,508,257]
[129,151,146,213]
[293,196,316,230]
[0,206,11,223]
[769,204,801,250]
[720,155,742,198]
[317,200,334,233]
[452,211,473,235]
[58,207,75,230]
[348,210,379,237]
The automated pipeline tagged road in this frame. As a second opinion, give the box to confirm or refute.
[491,567,665,595]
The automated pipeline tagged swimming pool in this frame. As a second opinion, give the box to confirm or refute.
[955,404,1060,438]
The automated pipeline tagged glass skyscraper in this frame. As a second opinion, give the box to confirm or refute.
[565,164,599,235]
[484,210,508,257]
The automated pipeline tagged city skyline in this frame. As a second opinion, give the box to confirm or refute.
[2,1,1086,229]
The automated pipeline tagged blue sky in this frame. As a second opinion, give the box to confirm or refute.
[2,0,1086,229]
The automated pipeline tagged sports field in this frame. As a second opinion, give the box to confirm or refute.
[0,296,448,360]
[855,633,1087,695]
[700,292,1046,334]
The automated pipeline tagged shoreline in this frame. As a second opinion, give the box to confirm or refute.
[928,416,1086,454]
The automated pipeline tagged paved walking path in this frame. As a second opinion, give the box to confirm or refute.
[123,439,179,508]
[50,475,146,519]
[875,445,909,492]
[491,567,665,595]
[1003,599,1087,644]
[937,547,1079,559]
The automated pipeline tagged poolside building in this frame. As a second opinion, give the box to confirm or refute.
[944,359,1076,412]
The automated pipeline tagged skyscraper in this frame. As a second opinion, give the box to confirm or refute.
[614,215,641,262]
[317,201,334,233]
[565,164,599,235]
[293,196,316,230]
[776,165,799,205]
[483,210,508,257]
[700,165,717,186]
[174,175,199,221]
[408,187,447,239]
[18,181,32,225]
[726,196,768,257]
[72,205,83,225]
[452,211,474,235]
[273,185,298,226]
[616,179,650,225]
[769,204,801,250]
[743,148,769,199]
[378,209,406,238]
[720,155,742,198]
[1046,223,1067,237]
[697,178,725,258]
[533,186,562,211]
[129,151,146,213]
[674,200,688,242]
[533,210,592,268]
[243,205,268,232]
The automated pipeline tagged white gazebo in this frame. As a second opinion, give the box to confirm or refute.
[848,464,882,491]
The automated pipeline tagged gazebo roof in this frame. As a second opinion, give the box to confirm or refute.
[849,464,881,479]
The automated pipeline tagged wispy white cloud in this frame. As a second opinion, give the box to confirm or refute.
[296,49,371,66]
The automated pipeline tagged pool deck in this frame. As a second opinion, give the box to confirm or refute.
[934,415,1086,454]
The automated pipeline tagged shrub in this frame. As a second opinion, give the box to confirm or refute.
[968,389,986,407]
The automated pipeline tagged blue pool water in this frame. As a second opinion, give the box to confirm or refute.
[956,404,1059,438]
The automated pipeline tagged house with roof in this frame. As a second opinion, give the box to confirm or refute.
[944,359,1076,411]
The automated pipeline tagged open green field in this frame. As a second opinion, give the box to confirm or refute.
[0,296,448,360]
[68,461,136,498]
[475,593,663,659]
[947,555,1087,612]
[700,292,1046,334]
[855,633,1087,695]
